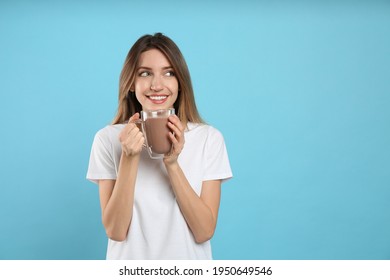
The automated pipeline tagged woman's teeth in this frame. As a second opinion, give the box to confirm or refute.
[149,96,167,101]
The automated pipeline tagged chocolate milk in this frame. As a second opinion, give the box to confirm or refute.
[144,117,172,154]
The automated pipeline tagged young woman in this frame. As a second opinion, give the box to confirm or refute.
[87,33,232,259]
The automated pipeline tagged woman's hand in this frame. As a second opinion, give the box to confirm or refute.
[119,113,145,157]
[164,115,185,165]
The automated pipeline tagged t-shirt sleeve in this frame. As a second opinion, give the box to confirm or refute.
[86,129,117,184]
[203,127,233,183]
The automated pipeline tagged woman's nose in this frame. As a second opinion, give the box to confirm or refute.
[150,75,163,91]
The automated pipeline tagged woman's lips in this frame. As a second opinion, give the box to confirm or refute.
[148,95,168,104]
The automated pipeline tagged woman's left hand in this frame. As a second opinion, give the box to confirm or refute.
[163,115,185,165]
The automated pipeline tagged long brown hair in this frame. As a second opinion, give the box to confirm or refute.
[112,33,204,126]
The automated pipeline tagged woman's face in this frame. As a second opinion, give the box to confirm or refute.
[133,49,179,111]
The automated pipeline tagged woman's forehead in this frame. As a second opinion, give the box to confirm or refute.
[138,49,171,67]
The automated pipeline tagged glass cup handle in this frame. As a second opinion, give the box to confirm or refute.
[133,119,147,148]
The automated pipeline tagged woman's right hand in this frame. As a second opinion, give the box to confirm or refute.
[119,113,145,157]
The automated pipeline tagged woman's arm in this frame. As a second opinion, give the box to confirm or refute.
[99,153,140,242]
[166,162,221,243]
[99,113,144,242]
[164,115,221,243]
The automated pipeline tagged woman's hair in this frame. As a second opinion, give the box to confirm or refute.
[112,32,204,125]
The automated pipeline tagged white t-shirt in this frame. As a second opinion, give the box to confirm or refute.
[86,122,232,260]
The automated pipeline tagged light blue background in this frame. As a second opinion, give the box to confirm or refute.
[1,0,389,259]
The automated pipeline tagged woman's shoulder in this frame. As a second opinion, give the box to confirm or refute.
[186,122,224,139]
[94,123,125,141]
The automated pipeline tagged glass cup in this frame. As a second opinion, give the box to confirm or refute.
[135,108,175,159]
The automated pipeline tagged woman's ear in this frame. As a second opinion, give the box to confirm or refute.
[129,83,135,93]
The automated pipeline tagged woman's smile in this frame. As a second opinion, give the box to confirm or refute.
[147,94,169,104]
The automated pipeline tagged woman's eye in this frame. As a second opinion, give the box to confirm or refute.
[139,71,150,77]
[165,71,175,77]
